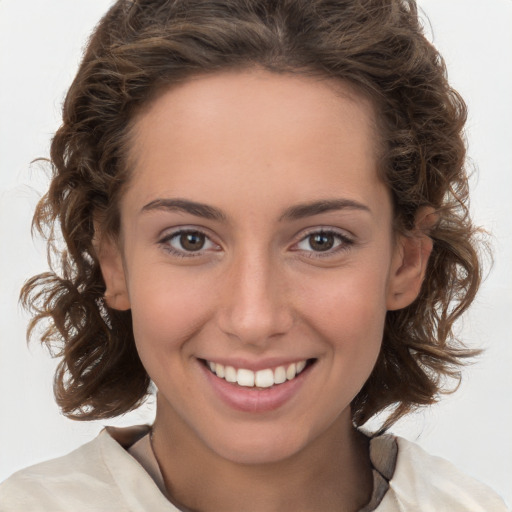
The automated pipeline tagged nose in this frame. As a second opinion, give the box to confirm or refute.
[217,250,294,346]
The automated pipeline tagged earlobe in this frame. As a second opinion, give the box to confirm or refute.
[386,207,436,311]
[93,224,131,311]
[104,287,131,311]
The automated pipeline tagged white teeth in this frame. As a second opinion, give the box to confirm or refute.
[207,360,310,388]
[237,368,255,387]
[225,366,237,383]
[255,369,274,388]
[274,366,287,384]
[216,364,225,378]
[286,363,297,381]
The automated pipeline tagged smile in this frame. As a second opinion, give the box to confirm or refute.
[206,360,310,388]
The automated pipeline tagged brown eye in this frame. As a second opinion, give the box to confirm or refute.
[308,233,335,251]
[294,229,353,256]
[161,229,219,257]
[179,232,206,251]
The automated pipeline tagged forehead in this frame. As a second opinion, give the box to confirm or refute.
[130,69,379,155]
[124,69,385,217]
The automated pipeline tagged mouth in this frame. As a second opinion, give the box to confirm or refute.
[202,358,316,389]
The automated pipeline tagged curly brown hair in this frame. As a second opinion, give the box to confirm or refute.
[21,0,482,427]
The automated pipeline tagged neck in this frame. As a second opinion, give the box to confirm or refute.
[151,401,373,512]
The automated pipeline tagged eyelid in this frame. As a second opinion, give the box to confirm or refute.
[290,227,355,256]
[157,225,354,259]
[158,226,222,257]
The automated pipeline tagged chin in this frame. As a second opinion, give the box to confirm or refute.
[217,442,301,466]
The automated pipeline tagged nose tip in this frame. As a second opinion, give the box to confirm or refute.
[221,299,294,345]
[216,260,294,346]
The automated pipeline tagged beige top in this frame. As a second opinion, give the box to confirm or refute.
[0,425,509,511]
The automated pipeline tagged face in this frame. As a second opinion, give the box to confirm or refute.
[99,69,425,465]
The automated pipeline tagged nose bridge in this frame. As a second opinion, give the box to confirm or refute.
[218,245,293,344]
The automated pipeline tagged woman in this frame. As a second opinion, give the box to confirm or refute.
[0,1,509,510]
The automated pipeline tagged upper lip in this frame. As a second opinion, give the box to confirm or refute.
[198,357,315,372]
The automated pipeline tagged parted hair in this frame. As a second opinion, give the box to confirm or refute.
[21,0,482,427]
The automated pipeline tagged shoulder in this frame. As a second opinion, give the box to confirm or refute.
[0,429,124,511]
[0,426,173,512]
[374,434,509,511]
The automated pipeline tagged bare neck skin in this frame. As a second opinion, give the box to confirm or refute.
[151,396,373,512]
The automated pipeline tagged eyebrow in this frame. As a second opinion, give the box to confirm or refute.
[278,198,371,221]
[140,197,370,222]
[141,198,227,221]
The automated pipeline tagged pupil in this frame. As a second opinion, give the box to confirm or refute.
[180,232,205,251]
[310,233,334,251]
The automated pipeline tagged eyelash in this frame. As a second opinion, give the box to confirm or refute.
[293,228,355,258]
[158,228,354,258]
[158,229,220,258]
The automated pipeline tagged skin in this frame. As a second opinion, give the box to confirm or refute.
[98,69,432,511]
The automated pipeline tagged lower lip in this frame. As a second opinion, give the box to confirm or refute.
[200,362,312,413]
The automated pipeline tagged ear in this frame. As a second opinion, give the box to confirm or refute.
[93,222,131,311]
[386,207,437,311]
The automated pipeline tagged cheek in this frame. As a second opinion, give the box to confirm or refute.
[128,268,216,355]
[296,264,389,362]
[288,267,389,426]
